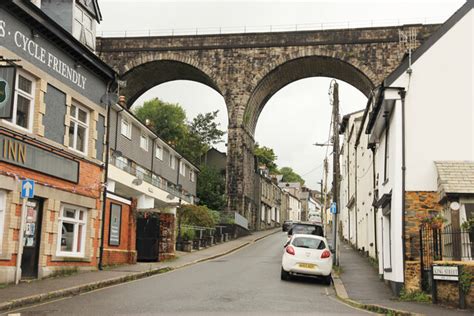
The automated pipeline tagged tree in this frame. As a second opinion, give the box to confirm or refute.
[279,166,305,185]
[134,98,187,146]
[254,143,278,173]
[189,111,225,148]
[197,165,226,211]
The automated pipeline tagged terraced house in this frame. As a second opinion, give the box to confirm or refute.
[0,0,116,282]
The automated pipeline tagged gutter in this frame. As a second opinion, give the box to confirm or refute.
[399,89,407,282]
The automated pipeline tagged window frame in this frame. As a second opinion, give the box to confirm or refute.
[68,103,89,154]
[56,204,88,258]
[73,4,96,50]
[190,170,195,182]
[120,118,132,139]
[179,160,186,176]
[155,144,163,160]
[383,119,390,183]
[4,71,36,132]
[169,154,176,170]
[140,134,149,151]
[0,190,6,254]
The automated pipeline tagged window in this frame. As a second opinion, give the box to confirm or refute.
[73,5,95,49]
[0,190,6,253]
[169,154,176,170]
[108,204,122,246]
[7,71,35,131]
[190,170,195,182]
[57,204,87,257]
[155,144,163,160]
[179,161,186,176]
[140,134,149,151]
[120,119,131,139]
[68,104,89,154]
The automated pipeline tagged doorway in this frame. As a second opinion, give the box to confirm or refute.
[21,198,43,279]
[136,215,160,262]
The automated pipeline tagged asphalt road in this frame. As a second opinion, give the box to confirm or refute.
[10,232,369,315]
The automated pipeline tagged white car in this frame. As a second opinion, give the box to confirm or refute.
[281,234,333,285]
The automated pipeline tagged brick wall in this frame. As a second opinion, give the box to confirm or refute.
[158,213,175,261]
[405,191,443,260]
[102,197,137,266]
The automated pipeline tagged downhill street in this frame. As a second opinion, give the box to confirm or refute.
[9,232,368,315]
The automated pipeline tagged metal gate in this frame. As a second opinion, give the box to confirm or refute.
[136,216,160,262]
[419,225,442,291]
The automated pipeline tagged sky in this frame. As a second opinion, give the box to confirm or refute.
[97,0,465,189]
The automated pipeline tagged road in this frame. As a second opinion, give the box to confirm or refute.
[10,232,369,315]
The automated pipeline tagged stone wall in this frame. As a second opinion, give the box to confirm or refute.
[404,261,422,292]
[405,191,443,260]
[434,262,474,309]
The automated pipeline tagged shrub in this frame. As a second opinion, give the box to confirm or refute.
[178,204,216,228]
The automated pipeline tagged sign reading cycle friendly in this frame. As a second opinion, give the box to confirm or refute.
[0,65,15,119]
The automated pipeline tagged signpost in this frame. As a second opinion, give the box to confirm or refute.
[431,264,463,307]
[330,202,337,214]
[15,179,35,284]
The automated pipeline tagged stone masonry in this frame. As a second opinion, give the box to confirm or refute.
[96,25,439,221]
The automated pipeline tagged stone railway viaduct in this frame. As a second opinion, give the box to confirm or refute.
[96,24,439,228]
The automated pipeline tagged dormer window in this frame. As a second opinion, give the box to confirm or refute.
[73,4,95,50]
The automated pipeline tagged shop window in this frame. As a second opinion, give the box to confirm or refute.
[5,71,35,131]
[0,190,6,254]
[120,119,131,139]
[68,103,89,154]
[57,204,87,257]
[140,134,149,151]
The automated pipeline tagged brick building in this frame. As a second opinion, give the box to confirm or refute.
[0,0,116,282]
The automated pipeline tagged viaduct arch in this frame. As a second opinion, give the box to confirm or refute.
[97,24,439,226]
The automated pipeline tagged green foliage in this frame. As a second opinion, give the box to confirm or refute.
[279,166,305,185]
[181,227,196,241]
[134,98,187,146]
[461,219,474,231]
[197,165,227,211]
[134,98,225,165]
[398,288,431,302]
[178,204,217,228]
[254,143,278,173]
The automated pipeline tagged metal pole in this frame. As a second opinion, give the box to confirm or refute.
[15,198,27,284]
[331,81,340,266]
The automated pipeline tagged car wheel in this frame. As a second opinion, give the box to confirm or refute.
[281,267,290,281]
[323,274,332,285]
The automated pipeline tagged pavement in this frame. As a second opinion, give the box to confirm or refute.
[7,231,370,315]
[0,228,280,313]
[333,240,472,316]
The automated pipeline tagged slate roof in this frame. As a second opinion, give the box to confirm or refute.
[435,161,474,196]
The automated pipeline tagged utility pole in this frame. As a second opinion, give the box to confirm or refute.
[330,80,341,266]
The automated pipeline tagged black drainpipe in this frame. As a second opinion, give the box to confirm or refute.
[370,145,378,261]
[354,144,358,249]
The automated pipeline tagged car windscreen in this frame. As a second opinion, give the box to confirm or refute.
[292,237,325,250]
[291,225,323,236]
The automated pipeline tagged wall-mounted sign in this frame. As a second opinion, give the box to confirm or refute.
[0,133,79,183]
[109,203,122,246]
[0,65,16,119]
[433,265,459,281]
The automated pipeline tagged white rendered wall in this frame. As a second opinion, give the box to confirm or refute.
[391,10,473,191]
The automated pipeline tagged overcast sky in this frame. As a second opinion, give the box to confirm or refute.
[97,0,464,189]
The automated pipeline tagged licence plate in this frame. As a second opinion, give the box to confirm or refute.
[298,263,316,269]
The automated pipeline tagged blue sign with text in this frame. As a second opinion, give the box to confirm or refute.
[21,179,34,199]
[330,202,337,214]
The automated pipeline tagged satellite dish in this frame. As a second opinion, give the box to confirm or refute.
[450,201,460,211]
[132,178,143,186]
[100,92,119,106]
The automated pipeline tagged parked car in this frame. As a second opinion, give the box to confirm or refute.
[287,222,324,238]
[281,234,332,285]
[282,220,294,232]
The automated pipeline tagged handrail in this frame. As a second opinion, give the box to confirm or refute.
[98,16,445,38]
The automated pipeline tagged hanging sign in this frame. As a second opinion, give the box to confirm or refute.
[0,65,16,119]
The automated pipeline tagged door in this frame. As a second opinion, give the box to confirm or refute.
[21,198,43,279]
[136,216,160,262]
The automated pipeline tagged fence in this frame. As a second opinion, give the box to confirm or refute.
[219,211,249,230]
[98,16,445,38]
[419,224,473,291]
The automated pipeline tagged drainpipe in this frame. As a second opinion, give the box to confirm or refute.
[98,87,116,270]
[354,143,358,249]
[399,89,407,281]
[370,145,378,261]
